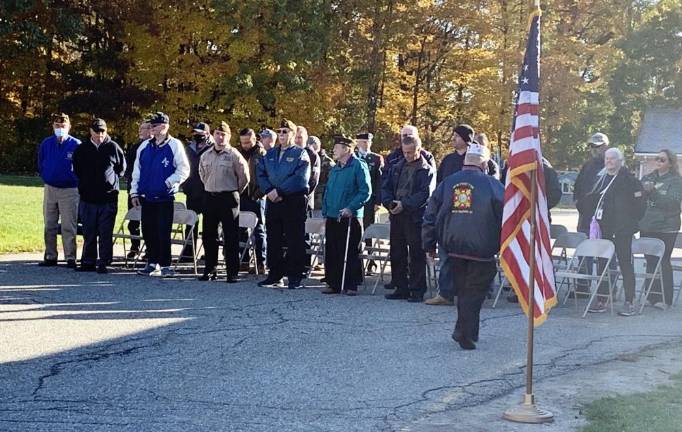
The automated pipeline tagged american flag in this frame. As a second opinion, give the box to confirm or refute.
[500,8,557,326]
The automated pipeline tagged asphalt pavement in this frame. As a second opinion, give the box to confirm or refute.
[1,252,681,432]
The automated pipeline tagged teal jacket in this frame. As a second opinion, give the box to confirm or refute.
[639,171,682,233]
[322,154,371,219]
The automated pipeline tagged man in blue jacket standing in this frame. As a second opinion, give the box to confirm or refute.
[130,112,190,277]
[320,136,371,296]
[422,144,504,350]
[256,118,311,289]
[37,113,81,268]
[381,135,436,302]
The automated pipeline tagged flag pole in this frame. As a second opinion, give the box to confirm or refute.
[502,168,553,423]
[503,0,553,423]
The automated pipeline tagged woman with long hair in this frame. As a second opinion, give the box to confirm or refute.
[639,149,682,308]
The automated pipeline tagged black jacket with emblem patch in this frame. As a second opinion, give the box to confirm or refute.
[422,166,504,260]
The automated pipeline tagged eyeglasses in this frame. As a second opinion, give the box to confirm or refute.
[656,157,668,163]
[277,129,289,134]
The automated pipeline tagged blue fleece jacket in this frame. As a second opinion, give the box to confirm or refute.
[322,155,371,219]
[37,135,81,188]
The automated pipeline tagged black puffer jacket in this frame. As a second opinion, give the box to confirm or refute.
[574,156,605,232]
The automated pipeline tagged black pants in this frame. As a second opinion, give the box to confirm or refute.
[453,258,497,342]
[203,191,240,276]
[389,213,426,296]
[127,194,140,251]
[240,196,266,266]
[79,200,118,266]
[324,217,363,290]
[598,231,635,302]
[181,194,204,258]
[141,200,174,267]
[641,231,677,305]
[266,194,307,282]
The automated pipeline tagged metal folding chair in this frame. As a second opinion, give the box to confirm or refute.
[112,206,145,267]
[304,218,326,278]
[170,209,198,274]
[239,211,259,275]
[359,223,391,294]
[550,224,568,240]
[670,233,682,305]
[555,239,616,317]
[632,237,666,314]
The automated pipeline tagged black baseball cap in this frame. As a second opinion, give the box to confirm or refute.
[149,112,170,125]
[91,118,107,132]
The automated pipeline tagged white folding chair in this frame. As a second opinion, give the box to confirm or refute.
[305,218,326,278]
[632,237,666,314]
[555,239,616,317]
[112,206,145,267]
[170,209,198,274]
[174,201,187,211]
[359,223,391,294]
[239,211,259,275]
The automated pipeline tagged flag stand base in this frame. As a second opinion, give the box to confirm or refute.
[503,394,554,424]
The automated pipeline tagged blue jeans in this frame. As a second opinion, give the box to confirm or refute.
[437,249,455,300]
[240,196,266,266]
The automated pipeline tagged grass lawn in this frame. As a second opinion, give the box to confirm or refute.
[582,372,682,432]
[0,175,136,254]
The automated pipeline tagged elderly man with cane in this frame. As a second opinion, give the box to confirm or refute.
[320,136,371,296]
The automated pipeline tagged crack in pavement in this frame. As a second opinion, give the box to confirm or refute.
[380,334,682,431]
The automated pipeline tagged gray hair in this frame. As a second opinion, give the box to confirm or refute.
[598,147,625,176]
[401,135,422,148]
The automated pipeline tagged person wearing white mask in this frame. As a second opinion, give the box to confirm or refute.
[37,113,81,268]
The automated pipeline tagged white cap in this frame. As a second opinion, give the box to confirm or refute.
[401,125,419,137]
[589,132,609,146]
[466,143,491,161]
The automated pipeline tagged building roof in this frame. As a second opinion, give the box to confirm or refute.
[635,108,682,154]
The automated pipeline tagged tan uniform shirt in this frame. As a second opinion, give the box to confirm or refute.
[199,146,250,193]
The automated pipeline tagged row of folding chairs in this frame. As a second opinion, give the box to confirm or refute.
[112,205,260,276]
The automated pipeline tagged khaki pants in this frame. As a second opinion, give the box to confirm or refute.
[43,185,79,261]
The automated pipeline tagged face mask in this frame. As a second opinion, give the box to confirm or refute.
[194,134,207,143]
[54,128,67,138]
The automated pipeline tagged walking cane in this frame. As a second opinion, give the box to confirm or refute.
[340,216,352,294]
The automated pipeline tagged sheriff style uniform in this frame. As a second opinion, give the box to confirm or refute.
[199,135,250,279]
[355,133,384,228]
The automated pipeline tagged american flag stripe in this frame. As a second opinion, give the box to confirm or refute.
[500,8,557,327]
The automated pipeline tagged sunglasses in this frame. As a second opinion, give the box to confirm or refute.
[277,129,289,134]
[656,157,668,163]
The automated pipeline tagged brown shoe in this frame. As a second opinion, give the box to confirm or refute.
[425,295,454,306]
[321,287,340,294]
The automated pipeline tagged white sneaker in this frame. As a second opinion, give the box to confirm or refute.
[137,263,158,276]
[618,301,637,317]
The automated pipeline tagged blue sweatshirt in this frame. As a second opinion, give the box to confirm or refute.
[37,135,81,188]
